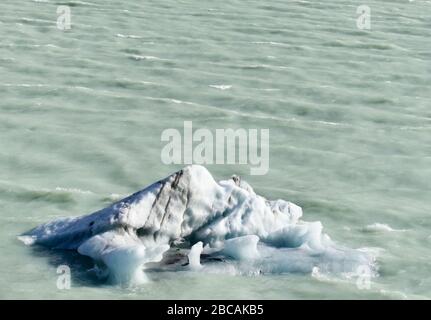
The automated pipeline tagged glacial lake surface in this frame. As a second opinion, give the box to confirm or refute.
[0,0,430,299]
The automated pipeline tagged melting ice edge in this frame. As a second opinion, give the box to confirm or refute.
[19,165,377,285]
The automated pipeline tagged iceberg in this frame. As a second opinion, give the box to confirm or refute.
[20,165,376,285]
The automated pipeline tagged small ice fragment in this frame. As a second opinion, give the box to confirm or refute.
[222,235,260,260]
[188,242,203,270]
[101,244,169,285]
[17,235,36,246]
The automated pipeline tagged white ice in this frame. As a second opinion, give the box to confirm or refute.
[20,165,376,285]
[188,242,203,270]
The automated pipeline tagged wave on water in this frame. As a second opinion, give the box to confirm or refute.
[209,85,232,90]
[19,165,377,286]
[116,34,143,39]
[362,223,406,233]
[129,55,167,61]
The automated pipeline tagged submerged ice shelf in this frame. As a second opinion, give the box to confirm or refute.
[20,165,376,285]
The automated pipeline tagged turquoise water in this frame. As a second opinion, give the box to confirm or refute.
[1,0,430,299]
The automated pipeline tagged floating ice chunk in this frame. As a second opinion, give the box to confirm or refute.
[188,242,203,270]
[77,230,169,285]
[222,235,259,260]
[256,243,374,275]
[102,244,168,285]
[265,221,327,251]
[20,165,377,285]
